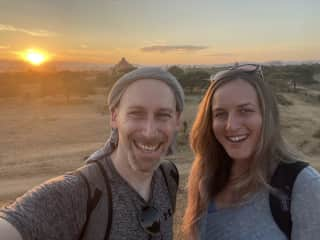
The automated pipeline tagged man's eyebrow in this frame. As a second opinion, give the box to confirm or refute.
[126,106,174,112]
[127,106,143,109]
[158,108,174,113]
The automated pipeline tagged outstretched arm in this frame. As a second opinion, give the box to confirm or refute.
[0,174,88,240]
[0,218,22,240]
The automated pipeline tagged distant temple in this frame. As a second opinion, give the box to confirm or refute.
[112,57,135,73]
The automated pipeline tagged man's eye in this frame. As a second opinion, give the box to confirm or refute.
[129,111,144,117]
[157,113,172,119]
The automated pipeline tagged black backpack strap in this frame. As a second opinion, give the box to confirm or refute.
[269,161,309,239]
[95,161,113,240]
[159,160,179,213]
[74,159,113,240]
[73,170,102,239]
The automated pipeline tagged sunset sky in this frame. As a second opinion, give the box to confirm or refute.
[0,0,319,65]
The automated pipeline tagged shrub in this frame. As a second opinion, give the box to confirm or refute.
[313,129,320,139]
[276,94,293,106]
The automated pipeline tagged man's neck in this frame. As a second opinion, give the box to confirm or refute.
[110,150,154,201]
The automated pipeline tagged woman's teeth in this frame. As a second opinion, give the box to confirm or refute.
[227,135,248,143]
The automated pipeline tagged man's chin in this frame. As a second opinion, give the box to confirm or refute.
[129,156,161,173]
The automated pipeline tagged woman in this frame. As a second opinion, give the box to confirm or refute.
[182,64,320,239]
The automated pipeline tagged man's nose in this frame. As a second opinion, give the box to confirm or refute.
[142,118,158,137]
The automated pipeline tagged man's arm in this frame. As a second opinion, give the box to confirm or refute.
[0,174,88,240]
[0,218,22,240]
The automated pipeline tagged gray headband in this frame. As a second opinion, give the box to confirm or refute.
[108,67,184,112]
[86,67,184,162]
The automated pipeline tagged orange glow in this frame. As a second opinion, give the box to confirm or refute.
[22,49,48,65]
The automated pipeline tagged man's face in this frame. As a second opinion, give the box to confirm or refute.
[111,79,181,174]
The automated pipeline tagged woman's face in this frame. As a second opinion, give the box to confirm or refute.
[211,79,262,166]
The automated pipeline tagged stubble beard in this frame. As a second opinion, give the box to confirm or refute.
[128,143,166,174]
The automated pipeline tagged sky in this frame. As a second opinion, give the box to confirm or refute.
[0,0,319,65]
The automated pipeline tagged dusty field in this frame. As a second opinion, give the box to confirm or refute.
[0,85,320,239]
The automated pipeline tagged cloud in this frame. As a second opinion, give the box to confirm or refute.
[0,24,56,37]
[0,45,10,49]
[205,52,235,57]
[141,45,208,53]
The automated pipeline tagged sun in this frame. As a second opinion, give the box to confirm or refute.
[23,49,48,66]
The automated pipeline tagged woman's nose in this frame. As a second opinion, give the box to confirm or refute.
[225,113,241,131]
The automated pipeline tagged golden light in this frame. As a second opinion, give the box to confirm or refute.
[23,49,48,66]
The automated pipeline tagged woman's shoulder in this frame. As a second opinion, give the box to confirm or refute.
[291,165,320,237]
[295,165,320,186]
[292,164,320,201]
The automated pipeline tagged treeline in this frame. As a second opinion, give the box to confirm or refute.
[168,66,210,93]
[168,64,320,93]
[0,66,137,100]
[0,71,105,100]
[0,63,319,99]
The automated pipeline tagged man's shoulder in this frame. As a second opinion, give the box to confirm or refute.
[40,170,87,191]
[159,159,179,182]
[6,171,87,209]
[160,159,178,171]
[158,159,179,212]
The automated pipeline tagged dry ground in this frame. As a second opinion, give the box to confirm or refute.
[0,85,320,239]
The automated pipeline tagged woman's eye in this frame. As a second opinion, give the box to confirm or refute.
[213,112,226,118]
[240,108,254,113]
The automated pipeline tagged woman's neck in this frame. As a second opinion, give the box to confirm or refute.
[229,161,250,182]
[214,162,251,208]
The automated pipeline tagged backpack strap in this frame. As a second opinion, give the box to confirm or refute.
[75,158,178,240]
[95,161,113,240]
[74,158,113,240]
[75,170,102,239]
[159,160,179,213]
[269,160,309,239]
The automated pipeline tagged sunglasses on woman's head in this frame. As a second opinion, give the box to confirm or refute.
[210,64,264,82]
[139,205,161,236]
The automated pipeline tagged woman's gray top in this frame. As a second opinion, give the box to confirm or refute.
[200,166,320,240]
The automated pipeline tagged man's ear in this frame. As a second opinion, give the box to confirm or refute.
[175,112,182,131]
[110,108,118,128]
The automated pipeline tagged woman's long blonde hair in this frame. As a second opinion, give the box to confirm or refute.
[182,70,298,239]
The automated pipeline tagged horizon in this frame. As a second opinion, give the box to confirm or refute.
[1,57,320,73]
[1,0,319,65]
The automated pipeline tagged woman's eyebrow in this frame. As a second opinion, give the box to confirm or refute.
[238,103,258,108]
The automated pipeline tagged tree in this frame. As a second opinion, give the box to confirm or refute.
[168,66,184,80]
[180,70,210,93]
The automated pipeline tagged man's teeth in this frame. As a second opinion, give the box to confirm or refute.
[227,135,248,143]
[136,142,159,152]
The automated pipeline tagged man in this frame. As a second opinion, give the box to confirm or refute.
[0,67,184,240]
